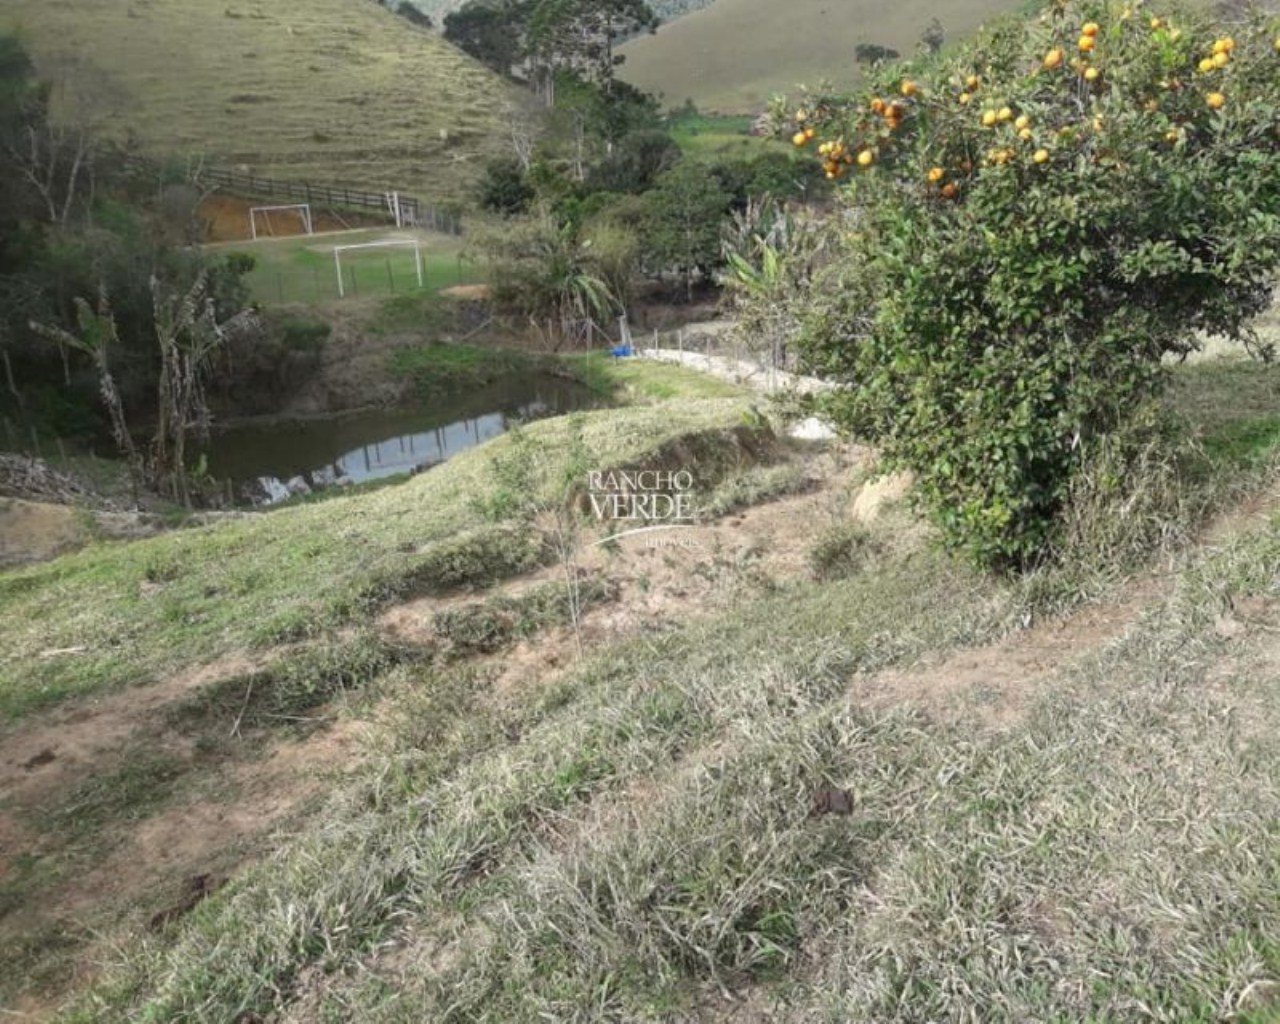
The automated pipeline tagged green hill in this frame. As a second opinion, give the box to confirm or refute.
[3,0,514,199]
[617,0,1021,112]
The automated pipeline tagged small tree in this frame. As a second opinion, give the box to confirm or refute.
[795,1,1280,568]
[640,161,730,299]
[32,270,260,506]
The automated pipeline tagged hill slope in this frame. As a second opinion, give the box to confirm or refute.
[618,0,1019,112]
[4,0,513,199]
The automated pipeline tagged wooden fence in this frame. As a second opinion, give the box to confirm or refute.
[194,167,462,235]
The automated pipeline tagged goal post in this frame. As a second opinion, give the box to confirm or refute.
[249,203,314,240]
[332,239,424,298]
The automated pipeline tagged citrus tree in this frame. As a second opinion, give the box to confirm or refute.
[791,2,1280,568]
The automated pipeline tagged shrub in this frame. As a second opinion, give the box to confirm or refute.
[795,1,1280,568]
[476,156,535,216]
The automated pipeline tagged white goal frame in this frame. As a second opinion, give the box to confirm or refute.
[332,239,424,298]
[249,203,314,240]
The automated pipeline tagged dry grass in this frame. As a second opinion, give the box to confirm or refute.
[617,0,1018,112]
[5,0,512,199]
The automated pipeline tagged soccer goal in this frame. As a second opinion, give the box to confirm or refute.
[332,239,424,298]
[249,203,314,240]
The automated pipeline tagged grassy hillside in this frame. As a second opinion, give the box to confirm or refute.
[3,0,513,199]
[618,0,1020,112]
[4,358,1280,1018]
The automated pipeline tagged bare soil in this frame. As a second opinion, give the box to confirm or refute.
[198,195,391,243]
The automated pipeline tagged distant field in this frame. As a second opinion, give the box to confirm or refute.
[3,0,513,200]
[618,0,1023,112]
[209,228,483,306]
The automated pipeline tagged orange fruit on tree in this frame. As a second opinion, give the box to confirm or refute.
[982,109,998,126]
[966,74,980,89]
[1033,148,1050,164]
[1206,91,1226,109]
[1084,67,1100,81]
[870,97,886,114]
[901,79,919,97]
[804,127,816,140]
[941,182,958,198]
[1212,51,1229,68]
[1014,113,1031,130]
[1079,35,1096,52]
[1198,57,1216,72]
[857,149,875,167]
[927,166,945,182]
[959,91,973,104]
[1082,21,1100,36]
[1150,16,1162,29]
[792,131,807,147]
[997,106,1014,122]
[1018,127,1034,140]
[1044,47,1065,69]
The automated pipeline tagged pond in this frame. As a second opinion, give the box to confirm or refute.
[200,374,601,504]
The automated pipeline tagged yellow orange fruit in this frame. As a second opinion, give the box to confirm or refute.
[1044,48,1064,69]
[1084,67,1100,81]
[1082,21,1100,35]
[1079,34,1096,52]
[1206,91,1226,109]
[1018,127,1034,140]
[927,166,945,182]
[959,92,973,104]
[901,79,919,97]
[997,106,1014,121]
[1014,113,1031,130]
[1212,51,1229,68]
[982,109,998,126]
[1033,148,1050,164]
[1222,36,1235,51]
[1165,129,1179,142]
[804,127,816,140]
[966,74,980,89]
[857,149,875,167]
[941,182,958,198]
[870,97,886,114]
[792,131,807,147]
[1150,16,1162,29]
[1198,57,1216,72]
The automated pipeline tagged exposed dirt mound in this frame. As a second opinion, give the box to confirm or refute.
[198,195,391,243]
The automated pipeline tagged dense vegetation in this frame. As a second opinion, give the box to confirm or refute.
[789,1,1280,567]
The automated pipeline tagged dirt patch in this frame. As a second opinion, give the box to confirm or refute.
[0,654,261,809]
[197,194,390,243]
[379,447,868,695]
[55,717,366,923]
[440,283,490,300]
[0,646,380,1017]
[854,578,1162,730]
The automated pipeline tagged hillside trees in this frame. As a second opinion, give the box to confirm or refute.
[445,0,658,103]
[0,34,258,453]
[791,2,1280,567]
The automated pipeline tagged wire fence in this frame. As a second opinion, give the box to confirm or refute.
[196,167,463,235]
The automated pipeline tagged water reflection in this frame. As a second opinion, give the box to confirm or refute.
[199,376,598,503]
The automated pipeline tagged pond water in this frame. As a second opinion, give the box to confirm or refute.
[200,374,601,503]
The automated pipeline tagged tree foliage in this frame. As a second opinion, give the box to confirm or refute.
[794,2,1280,567]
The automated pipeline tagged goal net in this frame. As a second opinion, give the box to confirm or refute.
[331,239,424,298]
[249,203,314,240]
